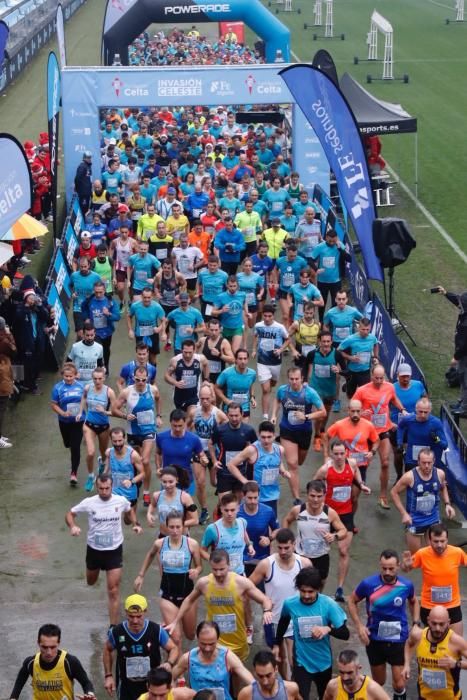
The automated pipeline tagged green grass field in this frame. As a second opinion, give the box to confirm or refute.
[3,0,466,409]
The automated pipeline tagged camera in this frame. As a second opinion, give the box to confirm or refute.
[430,286,441,294]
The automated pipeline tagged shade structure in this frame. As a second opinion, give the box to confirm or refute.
[0,242,14,265]
[0,213,49,241]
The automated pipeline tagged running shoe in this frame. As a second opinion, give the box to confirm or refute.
[246,626,254,645]
[98,456,105,475]
[199,508,210,525]
[1,435,12,446]
[70,472,78,486]
[85,473,95,492]
[378,497,391,510]
[0,437,12,448]
[143,493,151,508]
[262,413,268,420]
[313,437,322,452]
[332,399,341,413]
[335,587,345,602]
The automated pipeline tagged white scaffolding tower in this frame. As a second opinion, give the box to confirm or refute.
[456,0,465,20]
[325,0,333,37]
[314,0,322,25]
[367,10,393,79]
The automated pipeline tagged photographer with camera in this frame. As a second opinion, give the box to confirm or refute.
[434,286,467,418]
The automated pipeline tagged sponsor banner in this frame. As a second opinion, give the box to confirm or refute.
[63,218,79,269]
[70,195,84,234]
[370,294,426,386]
[47,52,61,237]
[293,108,329,198]
[0,135,32,239]
[56,4,67,68]
[52,247,71,305]
[46,280,69,366]
[219,21,245,44]
[0,21,8,73]
[0,0,85,92]
[280,64,383,282]
[442,413,467,519]
[345,236,371,311]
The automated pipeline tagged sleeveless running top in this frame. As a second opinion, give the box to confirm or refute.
[85,384,110,425]
[252,440,282,503]
[109,445,137,501]
[115,237,133,271]
[193,405,219,451]
[205,572,248,661]
[325,461,354,515]
[264,553,303,625]
[160,535,192,574]
[416,628,461,700]
[188,646,232,700]
[336,675,371,699]
[173,355,202,403]
[203,336,225,379]
[126,384,156,436]
[159,273,179,309]
[252,677,288,700]
[93,257,113,292]
[296,504,331,559]
[155,488,185,526]
[406,468,441,529]
[214,519,247,575]
[295,320,320,354]
[32,650,73,700]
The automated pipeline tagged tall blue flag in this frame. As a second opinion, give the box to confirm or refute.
[0,21,8,73]
[280,64,383,282]
[47,51,61,236]
[0,134,32,238]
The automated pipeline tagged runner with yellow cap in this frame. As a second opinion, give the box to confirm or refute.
[103,594,179,700]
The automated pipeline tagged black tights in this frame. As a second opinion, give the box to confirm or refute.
[292,664,332,700]
[59,421,84,474]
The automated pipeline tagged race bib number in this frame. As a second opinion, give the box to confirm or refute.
[431,586,452,604]
[156,248,168,260]
[335,326,350,339]
[350,451,367,465]
[377,621,401,640]
[296,303,304,317]
[192,208,202,218]
[205,304,214,316]
[412,444,430,461]
[288,410,305,426]
[93,312,107,329]
[209,360,221,374]
[314,364,331,378]
[139,324,153,337]
[357,351,371,365]
[228,552,242,571]
[332,486,351,502]
[282,272,294,287]
[66,402,80,416]
[260,338,275,352]
[302,537,326,557]
[322,256,336,269]
[182,373,198,389]
[246,292,255,305]
[261,468,279,486]
[371,413,386,428]
[232,392,247,405]
[137,410,154,426]
[415,493,436,514]
[298,616,323,638]
[421,669,447,690]
[179,325,192,338]
[271,201,282,212]
[94,534,113,548]
[161,550,185,569]
[301,344,315,357]
[126,656,150,680]
[135,270,148,282]
[213,613,237,633]
[226,450,240,463]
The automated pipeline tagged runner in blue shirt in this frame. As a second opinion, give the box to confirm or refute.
[310,229,351,322]
[347,549,418,699]
[216,349,257,418]
[118,344,157,389]
[212,276,248,354]
[197,255,228,318]
[51,362,85,485]
[390,363,427,478]
[238,481,280,575]
[288,270,323,322]
[279,203,299,235]
[338,318,379,398]
[323,290,363,345]
[128,287,166,364]
[271,366,326,504]
[201,492,253,576]
[81,280,121,370]
[155,408,206,495]
[70,258,102,336]
[273,567,349,700]
[275,245,308,328]
[105,427,144,513]
[262,177,289,218]
[166,293,205,354]
[253,306,289,419]
[251,242,275,301]
[128,240,161,300]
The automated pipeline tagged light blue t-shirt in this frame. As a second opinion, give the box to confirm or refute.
[288,282,321,321]
[276,255,308,292]
[216,366,256,413]
[311,241,342,283]
[390,379,426,423]
[338,332,379,372]
[280,593,347,673]
[70,270,102,312]
[323,305,363,343]
[215,291,247,329]
[128,253,161,291]
[262,187,289,216]
[237,271,262,308]
[167,307,204,350]
[198,268,228,303]
[129,300,165,346]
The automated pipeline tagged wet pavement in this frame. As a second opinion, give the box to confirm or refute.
[1,313,466,700]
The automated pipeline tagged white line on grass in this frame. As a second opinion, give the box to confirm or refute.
[288,49,467,265]
[427,0,456,10]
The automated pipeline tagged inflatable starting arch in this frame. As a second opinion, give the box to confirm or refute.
[102,0,291,65]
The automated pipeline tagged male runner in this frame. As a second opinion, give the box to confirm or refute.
[237,650,301,700]
[252,305,289,420]
[127,286,166,366]
[215,348,257,421]
[323,649,390,700]
[67,322,104,384]
[164,339,209,420]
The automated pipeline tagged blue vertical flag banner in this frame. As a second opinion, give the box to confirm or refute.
[344,236,371,311]
[56,4,66,68]
[0,20,9,73]
[0,134,32,238]
[371,294,427,386]
[279,64,383,282]
[47,51,61,237]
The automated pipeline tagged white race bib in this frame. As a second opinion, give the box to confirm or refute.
[162,550,185,569]
[288,410,305,426]
[322,256,336,269]
[209,360,221,374]
[213,613,237,633]
[182,373,198,389]
[231,392,247,405]
[412,444,430,461]
[314,364,331,378]
[371,413,386,428]
[332,485,351,502]
[179,325,192,338]
[94,533,113,548]
[431,585,452,604]
[357,351,371,365]
[139,324,153,337]
[377,620,401,640]
[421,669,447,690]
[298,616,323,638]
[260,338,275,352]
[66,402,80,416]
[137,409,154,426]
[335,326,350,339]
[415,493,436,514]
[261,468,279,486]
[126,656,150,680]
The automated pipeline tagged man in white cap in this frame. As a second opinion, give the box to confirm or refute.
[390,363,427,480]
[103,593,178,700]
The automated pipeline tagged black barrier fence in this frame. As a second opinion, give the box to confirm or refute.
[45,194,81,366]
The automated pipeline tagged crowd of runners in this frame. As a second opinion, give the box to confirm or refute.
[8,25,467,700]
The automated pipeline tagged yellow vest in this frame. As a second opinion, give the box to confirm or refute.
[261,228,288,259]
[205,573,248,661]
[336,675,370,699]
[295,320,320,348]
[416,628,461,700]
[32,650,73,700]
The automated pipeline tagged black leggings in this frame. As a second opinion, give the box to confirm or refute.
[292,664,332,700]
[59,421,84,474]
[317,281,342,321]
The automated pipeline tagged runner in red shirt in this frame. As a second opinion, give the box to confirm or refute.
[314,439,370,602]
[354,365,407,510]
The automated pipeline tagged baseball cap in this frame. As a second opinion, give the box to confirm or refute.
[108,138,117,145]
[179,292,190,302]
[271,217,281,224]
[167,187,176,195]
[397,363,412,376]
[125,594,148,612]
[118,204,130,213]
[80,230,91,239]
[83,151,92,158]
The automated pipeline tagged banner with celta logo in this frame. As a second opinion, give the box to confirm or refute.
[47,51,61,237]
[0,20,9,73]
[279,64,383,282]
[0,134,32,239]
[56,4,66,68]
